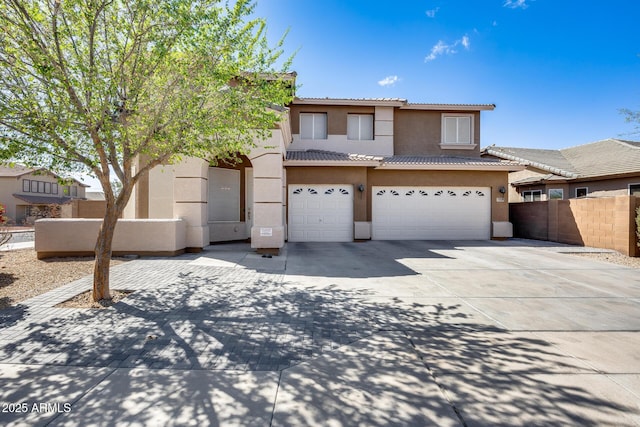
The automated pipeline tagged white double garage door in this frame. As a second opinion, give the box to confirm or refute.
[288,185,491,242]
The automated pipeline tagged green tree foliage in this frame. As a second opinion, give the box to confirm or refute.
[0,0,293,300]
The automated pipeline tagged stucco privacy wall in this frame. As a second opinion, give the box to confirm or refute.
[35,218,186,259]
[510,196,640,256]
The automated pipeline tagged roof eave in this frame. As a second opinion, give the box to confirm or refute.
[400,103,496,111]
[292,98,406,107]
[376,164,524,171]
[484,148,577,178]
[284,160,381,167]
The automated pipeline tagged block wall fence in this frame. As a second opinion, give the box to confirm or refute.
[509,196,640,257]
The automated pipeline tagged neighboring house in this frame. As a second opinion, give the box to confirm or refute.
[124,94,523,254]
[0,164,88,224]
[482,139,640,202]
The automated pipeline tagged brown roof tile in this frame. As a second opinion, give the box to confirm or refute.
[485,138,640,180]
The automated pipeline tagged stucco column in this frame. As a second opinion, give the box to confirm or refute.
[172,157,209,251]
[248,133,285,253]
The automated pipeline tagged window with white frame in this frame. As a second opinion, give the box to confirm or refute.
[522,190,542,202]
[629,183,640,196]
[548,189,563,200]
[23,179,30,192]
[300,113,327,140]
[575,187,588,198]
[347,114,374,140]
[442,114,473,144]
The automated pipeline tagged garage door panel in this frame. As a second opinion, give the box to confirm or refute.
[372,186,490,240]
[288,185,354,242]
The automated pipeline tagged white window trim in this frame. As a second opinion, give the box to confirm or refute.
[522,190,542,202]
[23,179,30,192]
[347,114,374,141]
[299,112,327,140]
[629,183,640,195]
[548,188,564,200]
[575,187,588,198]
[440,113,476,149]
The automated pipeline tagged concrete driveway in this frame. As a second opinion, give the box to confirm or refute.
[1,239,639,426]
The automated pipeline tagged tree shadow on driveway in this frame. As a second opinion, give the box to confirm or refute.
[0,265,635,426]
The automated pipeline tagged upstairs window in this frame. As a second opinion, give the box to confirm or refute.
[575,187,588,198]
[300,113,327,140]
[442,114,473,145]
[347,114,374,140]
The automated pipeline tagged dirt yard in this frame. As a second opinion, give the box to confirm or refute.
[0,249,126,309]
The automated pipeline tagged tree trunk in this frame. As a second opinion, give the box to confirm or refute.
[92,208,119,302]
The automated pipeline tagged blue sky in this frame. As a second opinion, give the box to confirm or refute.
[254,0,640,149]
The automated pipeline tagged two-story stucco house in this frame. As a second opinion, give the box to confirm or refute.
[120,95,523,255]
[0,164,88,225]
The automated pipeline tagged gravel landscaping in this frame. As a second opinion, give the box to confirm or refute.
[0,249,126,309]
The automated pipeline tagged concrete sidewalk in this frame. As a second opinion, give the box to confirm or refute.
[1,240,639,426]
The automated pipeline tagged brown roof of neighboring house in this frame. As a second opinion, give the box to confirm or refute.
[12,194,73,205]
[483,138,640,180]
[0,163,90,186]
[0,164,41,177]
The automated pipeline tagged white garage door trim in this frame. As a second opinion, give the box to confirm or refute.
[288,185,354,242]
[372,186,491,240]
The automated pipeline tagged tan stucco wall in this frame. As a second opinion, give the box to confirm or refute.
[393,110,481,157]
[0,177,19,221]
[567,175,640,198]
[35,218,187,258]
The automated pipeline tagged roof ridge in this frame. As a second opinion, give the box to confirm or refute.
[483,147,577,178]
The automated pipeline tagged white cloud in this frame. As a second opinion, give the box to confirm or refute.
[425,7,440,18]
[424,35,470,62]
[378,75,399,87]
[503,0,529,9]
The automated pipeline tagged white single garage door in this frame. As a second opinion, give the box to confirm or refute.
[288,185,353,242]
[372,186,491,240]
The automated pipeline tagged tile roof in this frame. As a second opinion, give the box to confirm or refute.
[381,155,518,167]
[286,150,383,162]
[285,150,521,170]
[482,147,577,177]
[292,98,495,110]
[12,194,73,205]
[0,163,90,186]
[484,138,640,179]
[0,164,39,177]
[561,139,640,178]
